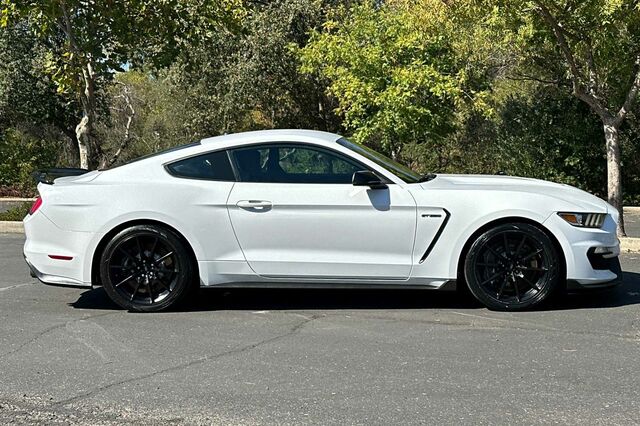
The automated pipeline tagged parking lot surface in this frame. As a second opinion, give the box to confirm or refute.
[1,233,639,425]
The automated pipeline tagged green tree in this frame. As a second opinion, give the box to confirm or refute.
[0,128,59,195]
[172,0,342,137]
[1,0,244,169]
[472,0,640,235]
[0,23,78,160]
[488,88,606,192]
[300,1,488,165]
[95,70,198,168]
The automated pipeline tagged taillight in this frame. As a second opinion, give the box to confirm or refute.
[29,197,42,215]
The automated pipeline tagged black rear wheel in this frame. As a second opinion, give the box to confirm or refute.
[100,225,195,312]
[464,223,561,311]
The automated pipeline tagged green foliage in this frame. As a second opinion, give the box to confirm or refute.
[0,23,77,136]
[492,0,640,111]
[1,0,246,169]
[0,129,59,195]
[0,201,31,221]
[620,113,640,205]
[488,88,606,191]
[301,1,476,158]
[0,0,638,205]
[95,70,199,166]
[172,0,341,137]
[1,0,245,94]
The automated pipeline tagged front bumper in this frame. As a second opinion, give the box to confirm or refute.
[543,212,622,290]
[566,255,622,290]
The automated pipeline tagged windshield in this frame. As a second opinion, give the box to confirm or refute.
[337,138,421,183]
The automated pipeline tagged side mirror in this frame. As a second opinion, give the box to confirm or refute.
[352,170,387,189]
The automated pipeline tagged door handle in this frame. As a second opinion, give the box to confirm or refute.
[236,200,273,210]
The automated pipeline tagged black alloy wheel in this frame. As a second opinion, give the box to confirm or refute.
[100,225,195,312]
[464,223,561,311]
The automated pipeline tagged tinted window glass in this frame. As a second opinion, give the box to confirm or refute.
[337,138,421,183]
[231,145,364,184]
[109,141,201,169]
[166,150,235,181]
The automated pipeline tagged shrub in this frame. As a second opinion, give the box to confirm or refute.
[0,201,31,221]
[0,128,58,196]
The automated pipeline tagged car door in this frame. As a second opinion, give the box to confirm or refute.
[226,143,417,280]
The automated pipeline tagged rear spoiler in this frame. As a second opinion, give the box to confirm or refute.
[32,168,90,185]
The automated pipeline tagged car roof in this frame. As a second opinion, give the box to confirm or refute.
[104,130,346,173]
[101,129,406,185]
[199,129,342,146]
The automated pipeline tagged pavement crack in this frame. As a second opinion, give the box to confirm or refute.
[0,311,119,360]
[53,314,323,407]
[0,282,33,293]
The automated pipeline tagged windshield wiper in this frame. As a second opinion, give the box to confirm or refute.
[417,173,437,183]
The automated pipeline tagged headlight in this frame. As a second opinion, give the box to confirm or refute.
[557,212,606,228]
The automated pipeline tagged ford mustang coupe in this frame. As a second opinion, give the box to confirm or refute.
[23,130,622,311]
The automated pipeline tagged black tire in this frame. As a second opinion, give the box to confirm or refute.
[100,225,196,312]
[464,223,561,311]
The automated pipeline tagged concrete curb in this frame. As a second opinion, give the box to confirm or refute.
[620,237,640,253]
[0,197,36,202]
[0,221,24,233]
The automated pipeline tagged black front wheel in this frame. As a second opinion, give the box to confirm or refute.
[464,223,561,311]
[100,225,195,312]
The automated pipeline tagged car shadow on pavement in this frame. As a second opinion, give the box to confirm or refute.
[70,271,640,313]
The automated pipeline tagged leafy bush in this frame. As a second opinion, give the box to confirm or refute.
[0,201,31,221]
[0,128,58,196]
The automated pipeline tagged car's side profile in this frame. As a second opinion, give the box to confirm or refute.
[23,130,622,311]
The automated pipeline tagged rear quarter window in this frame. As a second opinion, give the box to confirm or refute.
[166,150,235,181]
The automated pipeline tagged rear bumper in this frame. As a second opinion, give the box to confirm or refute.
[24,255,88,288]
[23,211,96,288]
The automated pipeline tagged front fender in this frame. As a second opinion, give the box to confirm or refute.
[447,209,554,278]
[411,207,554,281]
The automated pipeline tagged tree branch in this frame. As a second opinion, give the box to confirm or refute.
[585,39,599,95]
[104,84,136,168]
[614,54,640,127]
[533,1,611,120]
[504,73,567,86]
[59,2,79,55]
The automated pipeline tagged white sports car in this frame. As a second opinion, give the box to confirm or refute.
[23,130,622,311]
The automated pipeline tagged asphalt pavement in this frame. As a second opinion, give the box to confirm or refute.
[1,233,639,425]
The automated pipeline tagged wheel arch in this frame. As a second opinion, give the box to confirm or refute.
[91,219,200,287]
[455,216,567,288]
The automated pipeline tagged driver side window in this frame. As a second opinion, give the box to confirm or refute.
[230,144,365,184]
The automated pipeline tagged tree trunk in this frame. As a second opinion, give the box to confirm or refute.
[99,84,136,169]
[62,128,81,166]
[76,61,97,170]
[75,115,90,169]
[603,121,626,237]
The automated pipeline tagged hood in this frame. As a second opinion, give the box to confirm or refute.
[420,174,609,213]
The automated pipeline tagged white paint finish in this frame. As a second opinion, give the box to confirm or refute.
[227,183,417,279]
[23,210,96,286]
[542,212,619,285]
[22,129,621,290]
[422,174,608,213]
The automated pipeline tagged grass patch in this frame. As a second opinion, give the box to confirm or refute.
[0,202,32,221]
